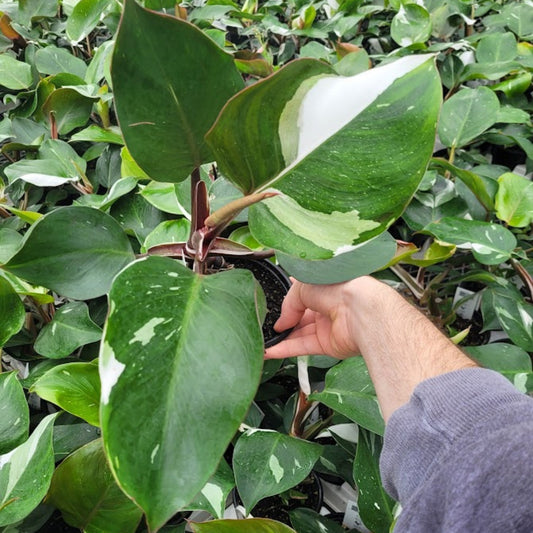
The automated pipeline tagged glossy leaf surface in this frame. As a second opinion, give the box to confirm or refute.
[243,56,441,259]
[112,0,244,182]
[438,87,499,148]
[34,302,102,358]
[47,439,142,533]
[192,519,297,532]
[310,358,383,435]
[353,429,394,533]
[0,277,25,347]
[495,172,533,227]
[4,206,134,299]
[32,362,101,427]
[0,373,29,455]
[233,429,322,513]
[277,232,396,284]
[0,413,58,526]
[100,256,265,531]
[423,218,516,265]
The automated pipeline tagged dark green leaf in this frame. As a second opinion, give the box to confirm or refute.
[4,206,135,299]
[233,429,322,513]
[100,257,265,531]
[0,56,33,90]
[112,0,244,182]
[0,277,25,347]
[310,358,384,435]
[42,88,97,135]
[35,46,87,78]
[53,423,100,461]
[191,519,297,533]
[32,362,101,427]
[47,439,142,533]
[0,373,29,455]
[353,429,394,533]
[289,508,345,533]
[0,229,23,264]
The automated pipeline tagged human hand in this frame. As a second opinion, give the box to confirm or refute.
[264,277,379,360]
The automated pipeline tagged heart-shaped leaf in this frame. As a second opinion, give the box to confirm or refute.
[0,373,29,455]
[31,362,101,426]
[100,256,265,531]
[3,206,135,299]
[47,439,143,533]
[233,429,322,513]
[112,0,244,182]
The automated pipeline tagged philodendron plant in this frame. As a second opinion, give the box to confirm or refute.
[0,0,441,531]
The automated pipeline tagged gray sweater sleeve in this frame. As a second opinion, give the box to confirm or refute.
[380,368,533,532]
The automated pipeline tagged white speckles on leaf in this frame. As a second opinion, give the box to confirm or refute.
[150,444,160,464]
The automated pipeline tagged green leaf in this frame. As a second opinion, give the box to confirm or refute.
[277,232,396,284]
[70,125,123,145]
[100,256,265,531]
[4,206,135,300]
[438,87,500,148]
[501,3,533,39]
[310,358,383,435]
[289,508,346,533]
[142,219,191,253]
[0,413,58,527]
[0,230,23,264]
[191,519,297,533]
[423,217,517,265]
[48,439,142,533]
[32,362,101,426]
[0,373,29,455]
[42,87,98,135]
[35,46,87,79]
[75,177,138,210]
[85,40,114,85]
[476,32,517,63]
[465,343,531,372]
[110,193,168,243]
[183,459,235,519]
[0,277,25,347]
[233,430,322,513]
[391,4,432,46]
[495,172,533,227]
[482,287,533,351]
[401,240,455,267]
[140,182,189,216]
[212,56,440,259]
[112,0,244,182]
[53,423,100,461]
[0,55,33,90]
[16,0,57,25]
[353,429,394,533]
[67,0,112,42]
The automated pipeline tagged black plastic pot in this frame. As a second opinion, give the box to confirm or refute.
[233,471,323,525]
[229,257,292,348]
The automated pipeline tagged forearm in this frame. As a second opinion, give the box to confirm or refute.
[343,277,477,422]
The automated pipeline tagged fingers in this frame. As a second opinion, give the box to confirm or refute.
[273,281,307,332]
[264,324,326,359]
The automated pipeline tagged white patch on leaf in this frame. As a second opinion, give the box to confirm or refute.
[100,341,126,405]
[128,317,165,346]
[269,455,284,483]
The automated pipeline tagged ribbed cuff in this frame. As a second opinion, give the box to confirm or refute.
[380,367,525,502]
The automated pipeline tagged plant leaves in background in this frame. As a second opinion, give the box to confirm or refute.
[183,459,235,519]
[35,45,87,79]
[0,277,25,347]
[495,172,533,227]
[53,423,100,462]
[100,256,265,531]
[233,429,322,513]
[47,439,143,533]
[70,125,123,145]
[353,429,394,533]
[140,182,190,216]
[423,217,516,265]
[438,87,500,148]
[31,362,101,427]
[0,55,33,90]
[0,413,58,527]
[310,358,383,435]
[191,519,297,532]
[34,302,102,358]
[4,206,135,300]
[277,231,396,284]
[481,287,533,352]
[0,373,29,455]
[66,0,112,42]
[391,4,432,47]
[112,0,244,182]
[142,219,191,253]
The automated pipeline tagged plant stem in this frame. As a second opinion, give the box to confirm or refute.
[511,258,533,301]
